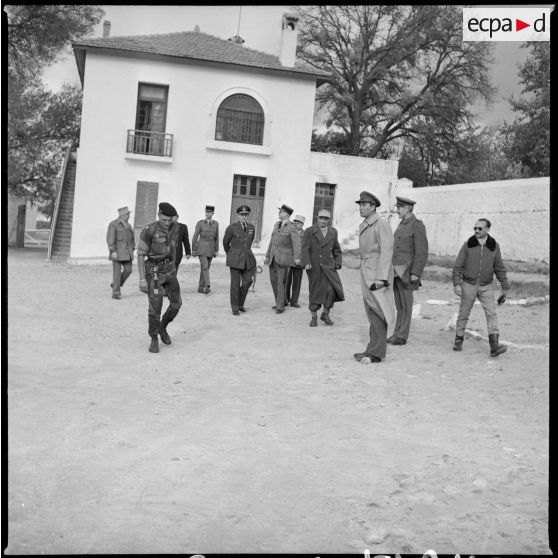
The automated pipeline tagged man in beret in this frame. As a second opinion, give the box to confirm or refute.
[137,202,182,353]
[191,205,219,294]
[286,214,306,308]
[301,209,344,326]
[264,204,302,314]
[172,213,191,273]
[389,196,429,345]
[353,192,396,364]
[223,205,257,315]
[106,206,135,299]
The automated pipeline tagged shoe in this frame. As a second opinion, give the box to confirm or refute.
[112,294,121,300]
[453,335,464,351]
[390,338,406,345]
[489,333,507,357]
[272,305,277,310]
[353,352,367,361]
[309,316,318,327]
[353,352,381,362]
[110,282,113,289]
[204,286,211,294]
[159,326,171,345]
[386,336,393,343]
[290,302,300,308]
[149,337,159,353]
[232,310,240,316]
[239,307,246,312]
[275,309,284,314]
[322,313,334,326]
[198,287,204,293]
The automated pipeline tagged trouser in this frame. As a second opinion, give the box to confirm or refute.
[146,262,182,338]
[229,266,254,311]
[197,256,213,290]
[364,303,388,359]
[112,260,132,295]
[393,276,414,340]
[286,266,303,304]
[308,280,335,312]
[269,261,289,310]
[456,282,498,337]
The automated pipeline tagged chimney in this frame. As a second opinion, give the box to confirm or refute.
[228,35,245,45]
[194,24,200,32]
[103,20,111,38]
[279,13,299,67]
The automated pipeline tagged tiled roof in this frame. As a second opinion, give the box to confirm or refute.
[73,31,330,80]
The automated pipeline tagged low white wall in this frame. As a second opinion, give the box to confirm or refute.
[397,177,549,262]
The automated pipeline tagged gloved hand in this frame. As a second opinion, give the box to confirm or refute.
[497,293,506,305]
[111,252,118,261]
[454,284,463,297]
[139,279,148,294]
[335,264,341,270]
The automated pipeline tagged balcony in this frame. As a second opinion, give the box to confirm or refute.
[126,130,173,157]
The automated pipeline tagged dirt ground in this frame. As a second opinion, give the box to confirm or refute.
[6,247,550,555]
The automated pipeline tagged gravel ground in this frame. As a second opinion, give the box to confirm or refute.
[6,247,550,554]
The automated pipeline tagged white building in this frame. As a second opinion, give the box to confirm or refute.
[68,15,398,259]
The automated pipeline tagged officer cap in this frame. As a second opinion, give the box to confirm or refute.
[118,206,131,216]
[317,209,331,218]
[205,205,215,212]
[396,196,416,207]
[278,203,294,215]
[159,202,177,217]
[293,214,306,224]
[355,191,381,207]
[237,205,251,215]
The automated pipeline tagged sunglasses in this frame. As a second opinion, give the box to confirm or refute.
[473,227,484,231]
[240,213,249,216]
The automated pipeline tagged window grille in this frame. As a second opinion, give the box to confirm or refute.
[215,94,264,145]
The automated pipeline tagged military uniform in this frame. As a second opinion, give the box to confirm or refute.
[137,220,182,340]
[391,199,429,344]
[223,206,257,314]
[192,218,219,293]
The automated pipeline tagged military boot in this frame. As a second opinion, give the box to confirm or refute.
[149,336,159,353]
[309,311,318,327]
[159,325,171,345]
[489,333,507,357]
[453,335,464,351]
[321,311,334,325]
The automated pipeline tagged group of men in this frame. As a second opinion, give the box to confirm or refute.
[106,191,510,359]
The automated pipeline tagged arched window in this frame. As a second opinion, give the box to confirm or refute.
[215,94,264,145]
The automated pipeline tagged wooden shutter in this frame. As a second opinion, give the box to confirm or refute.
[133,181,159,242]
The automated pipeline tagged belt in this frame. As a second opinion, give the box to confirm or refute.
[146,257,173,265]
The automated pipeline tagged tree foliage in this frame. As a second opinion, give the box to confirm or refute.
[297,5,495,158]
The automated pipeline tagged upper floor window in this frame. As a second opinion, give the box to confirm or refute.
[215,94,264,145]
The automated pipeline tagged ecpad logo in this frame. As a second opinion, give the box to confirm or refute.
[463,7,552,41]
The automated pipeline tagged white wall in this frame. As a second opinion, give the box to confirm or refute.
[397,177,550,262]
[71,52,318,258]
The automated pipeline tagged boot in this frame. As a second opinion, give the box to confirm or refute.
[453,335,464,351]
[159,325,171,345]
[321,310,334,325]
[309,311,318,327]
[489,333,507,357]
[149,336,159,353]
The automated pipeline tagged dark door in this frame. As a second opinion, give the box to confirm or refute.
[16,204,26,247]
[230,174,266,244]
[312,183,336,224]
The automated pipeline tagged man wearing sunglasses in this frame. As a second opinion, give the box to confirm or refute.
[452,218,509,357]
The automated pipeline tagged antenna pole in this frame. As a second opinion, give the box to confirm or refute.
[236,6,242,38]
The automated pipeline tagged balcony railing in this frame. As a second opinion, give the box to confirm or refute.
[126,130,173,157]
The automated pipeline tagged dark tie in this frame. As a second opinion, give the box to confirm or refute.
[242,223,247,232]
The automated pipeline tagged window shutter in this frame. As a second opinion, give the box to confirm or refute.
[133,181,159,241]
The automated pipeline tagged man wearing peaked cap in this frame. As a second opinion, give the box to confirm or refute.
[136,202,182,353]
[353,191,396,363]
[223,205,257,315]
[191,204,219,294]
[106,206,135,299]
[389,196,429,346]
[286,215,306,308]
[265,203,302,313]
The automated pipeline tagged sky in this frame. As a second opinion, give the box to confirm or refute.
[42,5,534,128]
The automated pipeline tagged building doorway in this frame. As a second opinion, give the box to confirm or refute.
[312,182,336,224]
[133,181,159,243]
[230,174,266,244]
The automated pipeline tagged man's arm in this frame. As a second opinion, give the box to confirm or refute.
[106,222,117,258]
[493,243,510,291]
[333,229,342,269]
[214,222,219,256]
[223,225,233,253]
[183,224,191,257]
[377,219,394,282]
[411,220,429,278]
[300,228,311,269]
[136,227,151,292]
[451,243,468,286]
[191,221,201,255]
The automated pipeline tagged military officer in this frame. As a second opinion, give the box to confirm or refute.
[191,205,219,294]
[137,202,182,354]
[286,214,306,308]
[389,196,429,345]
[223,205,257,315]
[106,206,135,299]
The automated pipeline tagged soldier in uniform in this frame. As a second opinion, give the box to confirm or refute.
[286,215,306,308]
[172,214,191,273]
[223,205,257,315]
[264,203,302,314]
[389,196,429,345]
[106,206,135,299]
[191,205,219,294]
[137,202,182,353]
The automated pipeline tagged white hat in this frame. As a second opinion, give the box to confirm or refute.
[293,215,305,224]
[317,209,331,218]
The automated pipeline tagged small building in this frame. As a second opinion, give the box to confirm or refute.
[65,14,398,259]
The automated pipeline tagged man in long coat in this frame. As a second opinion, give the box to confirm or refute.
[191,204,219,294]
[389,196,429,345]
[223,205,257,315]
[106,206,135,299]
[264,203,301,314]
[301,209,344,327]
[353,191,396,364]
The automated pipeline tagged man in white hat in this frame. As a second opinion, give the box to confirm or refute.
[286,214,306,308]
[106,206,135,299]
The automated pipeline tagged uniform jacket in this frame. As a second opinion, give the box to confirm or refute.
[137,221,178,261]
[301,224,344,303]
[265,220,302,267]
[292,228,305,268]
[392,213,429,290]
[359,212,396,329]
[452,234,509,289]
[192,219,219,257]
[106,218,135,261]
[175,222,191,262]
[223,221,257,270]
